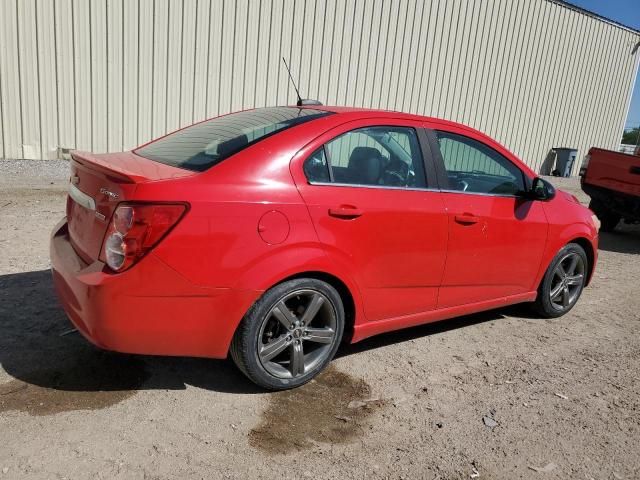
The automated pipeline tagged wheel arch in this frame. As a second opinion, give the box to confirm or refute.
[568,236,596,285]
[538,236,596,288]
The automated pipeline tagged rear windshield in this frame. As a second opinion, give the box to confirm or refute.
[135,107,332,172]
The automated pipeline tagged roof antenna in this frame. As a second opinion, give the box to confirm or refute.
[282,57,322,107]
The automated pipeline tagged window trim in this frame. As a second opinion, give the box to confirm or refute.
[426,128,527,198]
[302,125,434,190]
[306,180,440,192]
[437,189,527,199]
[416,127,440,189]
[322,144,335,183]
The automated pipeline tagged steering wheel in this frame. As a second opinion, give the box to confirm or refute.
[384,170,406,186]
[456,179,469,192]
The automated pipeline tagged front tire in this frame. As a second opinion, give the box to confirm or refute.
[532,243,588,318]
[230,278,345,390]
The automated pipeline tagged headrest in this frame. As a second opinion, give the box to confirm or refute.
[217,134,249,157]
[348,147,382,185]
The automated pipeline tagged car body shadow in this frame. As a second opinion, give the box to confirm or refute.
[0,269,541,410]
[338,304,537,358]
[0,269,263,402]
[598,225,640,255]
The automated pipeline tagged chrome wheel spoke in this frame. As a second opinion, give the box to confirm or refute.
[550,283,564,300]
[272,301,298,329]
[301,293,324,327]
[259,334,289,362]
[549,252,586,311]
[566,274,583,286]
[304,327,334,344]
[290,342,305,377]
[257,288,338,380]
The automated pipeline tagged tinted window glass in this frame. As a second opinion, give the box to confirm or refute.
[435,131,524,195]
[136,107,332,172]
[305,126,426,188]
[303,147,331,183]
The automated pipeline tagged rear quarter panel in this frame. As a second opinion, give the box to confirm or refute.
[128,118,367,350]
[133,153,319,290]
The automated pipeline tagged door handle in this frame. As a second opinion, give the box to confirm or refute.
[455,213,480,225]
[328,205,363,219]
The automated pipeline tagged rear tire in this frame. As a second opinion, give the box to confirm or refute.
[230,278,344,390]
[589,199,620,232]
[532,243,588,318]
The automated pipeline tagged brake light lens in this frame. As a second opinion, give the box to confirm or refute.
[113,205,134,234]
[100,203,187,272]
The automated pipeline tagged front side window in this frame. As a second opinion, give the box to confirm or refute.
[435,131,524,195]
[136,107,332,172]
[303,126,427,188]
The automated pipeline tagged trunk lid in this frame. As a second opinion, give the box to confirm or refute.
[67,151,194,262]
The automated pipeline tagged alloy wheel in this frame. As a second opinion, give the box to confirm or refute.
[257,289,337,379]
[549,252,585,311]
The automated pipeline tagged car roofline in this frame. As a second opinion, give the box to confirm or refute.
[293,105,536,178]
[293,105,493,142]
[293,105,473,129]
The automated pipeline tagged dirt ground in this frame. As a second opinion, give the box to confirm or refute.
[0,160,639,480]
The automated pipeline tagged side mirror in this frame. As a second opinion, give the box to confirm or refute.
[529,177,556,201]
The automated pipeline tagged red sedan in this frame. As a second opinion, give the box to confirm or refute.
[50,106,598,389]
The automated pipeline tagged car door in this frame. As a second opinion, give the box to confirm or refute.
[291,119,448,322]
[426,127,549,308]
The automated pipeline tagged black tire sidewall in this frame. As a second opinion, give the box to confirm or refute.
[536,243,588,318]
[232,278,345,390]
[589,199,620,232]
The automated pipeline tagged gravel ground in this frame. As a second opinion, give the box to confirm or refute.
[0,159,70,189]
[0,160,639,479]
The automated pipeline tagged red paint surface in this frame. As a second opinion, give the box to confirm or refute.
[50,107,598,358]
[582,147,640,197]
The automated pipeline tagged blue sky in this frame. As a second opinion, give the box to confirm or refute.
[568,0,640,130]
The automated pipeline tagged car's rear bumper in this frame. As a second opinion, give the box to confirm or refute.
[50,219,260,359]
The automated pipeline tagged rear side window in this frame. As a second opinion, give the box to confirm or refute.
[136,107,332,172]
[435,131,525,195]
[303,148,331,183]
[303,126,427,188]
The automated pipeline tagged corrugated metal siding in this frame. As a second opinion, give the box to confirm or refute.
[0,0,638,175]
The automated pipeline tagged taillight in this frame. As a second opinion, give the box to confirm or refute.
[100,203,187,272]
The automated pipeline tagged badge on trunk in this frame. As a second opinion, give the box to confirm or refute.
[100,188,119,200]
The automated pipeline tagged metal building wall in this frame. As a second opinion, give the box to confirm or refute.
[1,0,639,174]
